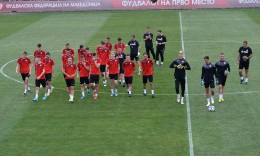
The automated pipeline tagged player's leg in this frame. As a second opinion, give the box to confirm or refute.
[23,75,29,95]
[80,78,86,99]
[93,75,99,99]
[239,62,244,84]
[175,78,181,102]
[146,46,150,58]
[244,63,249,84]
[149,76,154,98]
[218,84,223,103]
[210,80,215,104]
[143,76,147,96]
[86,78,90,96]
[205,86,210,106]
[109,75,114,96]
[160,49,164,66]
[150,47,156,61]
[135,57,140,72]
[42,80,48,100]
[180,78,185,104]
[33,79,40,101]
[114,74,119,96]
[155,48,160,66]
[128,77,133,97]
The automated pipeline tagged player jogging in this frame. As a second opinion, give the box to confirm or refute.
[16,51,32,96]
[62,57,77,103]
[155,30,167,66]
[32,56,47,102]
[62,43,75,57]
[33,43,46,63]
[96,41,111,87]
[106,53,120,97]
[143,27,155,60]
[138,53,155,98]
[89,53,101,100]
[237,41,253,84]
[78,56,91,99]
[43,52,55,96]
[114,37,126,53]
[215,53,230,103]
[201,56,216,106]
[170,51,191,104]
[105,37,112,51]
[128,35,141,68]
[122,54,136,97]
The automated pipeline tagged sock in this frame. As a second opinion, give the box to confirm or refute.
[48,89,51,94]
[82,92,85,96]
[24,89,27,93]
[156,61,159,65]
[127,89,129,92]
[71,95,74,100]
[129,91,131,94]
[115,89,118,93]
[111,89,114,94]
[177,94,180,98]
[45,93,47,96]
[240,77,244,80]
[245,78,248,82]
[181,97,184,101]
[27,87,30,90]
[35,94,38,98]
[211,96,214,100]
[119,80,121,83]
[69,94,72,99]
[144,89,147,94]
[94,89,96,93]
[87,89,90,92]
[151,90,154,94]
[161,62,163,65]
[122,80,125,83]
[207,98,210,104]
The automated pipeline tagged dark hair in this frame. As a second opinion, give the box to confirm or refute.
[80,55,85,59]
[220,52,225,55]
[143,53,148,56]
[126,54,130,56]
[79,45,84,49]
[85,47,89,50]
[106,37,110,40]
[117,37,122,41]
[147,26,150,29]
[157,30,162,32]
[37,43,41,48]
[23,51,27,55]
[46,52,50,55]
[243,41,248,44]
[92,53,96,56]
[131,35,135,38]
[36,56,41,58]
[204,56,209,59]
[65,43,70,46]
[100,41,105,45]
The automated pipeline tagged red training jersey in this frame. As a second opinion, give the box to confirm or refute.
[122,60,136,77]
[107,58,119,74]
[78,61,90,77]
[114,42,126,53]
[96,46,110,65]
[17,57,31,74]
[43,58,54,74]
[90,58,101,75]
[34,50,46,61]
[105,43,112,51]
[85,52,93,62]
[78,48,87,62]
[63,63,77,79]
[35,62,45,79]
[62,48,75,56]
[62,55,74,65]
[140,58,154,76]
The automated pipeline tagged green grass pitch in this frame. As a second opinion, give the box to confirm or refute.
[0,9,259,156]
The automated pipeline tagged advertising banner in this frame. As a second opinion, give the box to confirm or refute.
[0,0,259,12]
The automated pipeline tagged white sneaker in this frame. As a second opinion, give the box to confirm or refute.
[177,94,180,103]
[206,103,210,107]
[181,97,184,104]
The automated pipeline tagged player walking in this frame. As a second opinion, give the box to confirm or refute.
[32,56,47,102]
[138,53,155,98]
[128,35,140,68]
[78,45,87,62]
[170,51,191,104]
[115,39,127,87]
[122,54,136,97]
[201,56,216,106]
[237,41,253,84]
[215,53,230,103]
[33,43,46,63]
[143,27,155,60]
[43,52,55,96]
[62,43,75,57]
[16,51,32,96]
[106,53,120,96]
[155,30,167,66]
[62,57,77,103]
[78,56,91,99]
[89,53,101,100]
[85,47,93,62]
[105,37,112,51]
[114,37,126,53]
[96,41,110,87]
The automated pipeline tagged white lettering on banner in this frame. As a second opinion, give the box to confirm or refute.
[238,0,260,4]
[0,3,3,10]
[172,0,190,5]
[192,0,215,5]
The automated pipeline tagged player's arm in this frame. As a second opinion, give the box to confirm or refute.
[143,34,148,41]
[184,61,191,70]
[227,63,231,73]
[37,68,45,80]
[138,62,142,76]
[94,60,100,68]
[248,48,253,59]
[72,66,78,78]
[169,60,178,68]
[16,63,20,73]
[162,36,168,45]
[201,66,204,85]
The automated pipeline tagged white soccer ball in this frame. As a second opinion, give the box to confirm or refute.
[208,105,215,112]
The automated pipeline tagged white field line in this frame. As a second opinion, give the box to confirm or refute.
[179,12,194,156]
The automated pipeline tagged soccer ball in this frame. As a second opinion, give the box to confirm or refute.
[208,105,215,112]
[224,70,229,77]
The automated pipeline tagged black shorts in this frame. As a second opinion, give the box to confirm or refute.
[204,80,215,88]
[130,54,139,61]
[239,61,249,70]
[218,77,227,86]
[35,79,46,88]
[143,75,153,84]
[66,79,75,87]
[109,74,118,80]
[80,77,89,85]
[21,73,30,81]
[100,65,106,72]
[90,75,100,84]
[45,73,52,81]
[119,64,124,74]
[125,76,133,84]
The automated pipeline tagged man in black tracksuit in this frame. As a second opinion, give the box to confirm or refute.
[170,51,191,104]
[143,27,155,60]
[155,30,167,66]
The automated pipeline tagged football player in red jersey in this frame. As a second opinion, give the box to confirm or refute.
[106,53,120,96]
[16,51,32,96]
[78,56,91,99]
[62,43,75,57]
[62,49,74,70]
[115,37,127,86]
[43,52,55,96]
[32,56,47,102]
[33,43,46,63]
[122,54,136,97]
[89,53,101,100]
[114,37,126,53]
[96,41,111,87]
[63,57,77,103]
[78,45,87,62]
[85,47,93,62]
[138,53,155,98]
[105,37,112,51]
